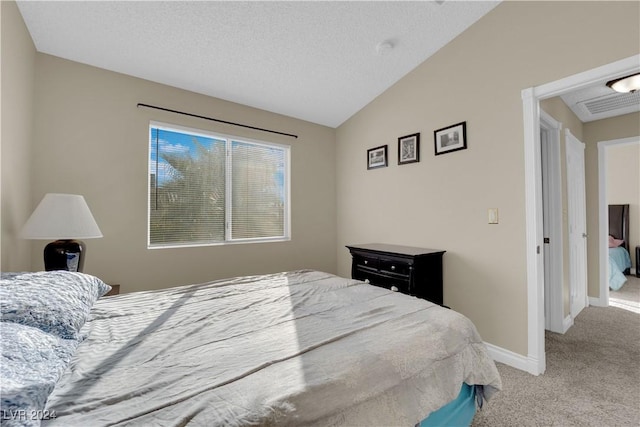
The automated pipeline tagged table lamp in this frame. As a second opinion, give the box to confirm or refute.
[21,193,103,272]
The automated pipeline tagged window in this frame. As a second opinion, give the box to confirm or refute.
[148,122,290,248]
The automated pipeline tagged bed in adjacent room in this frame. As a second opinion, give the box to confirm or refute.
[609,204,632,291]
[1,270,501,427]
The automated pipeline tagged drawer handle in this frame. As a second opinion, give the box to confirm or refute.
[364,260,368,265]
[391,265,396,271]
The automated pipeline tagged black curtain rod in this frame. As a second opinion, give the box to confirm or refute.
[137,103,298,139]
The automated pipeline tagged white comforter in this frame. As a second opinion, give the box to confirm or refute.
[44,270,501,426]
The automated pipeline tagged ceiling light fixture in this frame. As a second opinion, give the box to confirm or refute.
[606,72,640,93]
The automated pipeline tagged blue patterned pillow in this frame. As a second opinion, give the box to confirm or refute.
[0,322,79,426]
[0,271,110,340]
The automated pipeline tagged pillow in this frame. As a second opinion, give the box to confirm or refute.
[608,235,625,248]
[0,322,79,427]
[0,271,111,340]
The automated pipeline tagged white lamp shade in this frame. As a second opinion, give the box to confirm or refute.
[21,193,103,240]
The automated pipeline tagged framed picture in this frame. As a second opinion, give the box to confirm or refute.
[434,121,467,155]
[398,133,420,165]
[367,145,388,169]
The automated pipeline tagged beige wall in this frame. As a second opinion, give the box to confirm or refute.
[336,1,640,356]
[606,142,640,269]
[540,98,584,142]
[3,0,640,360]
[1,1,36,271]
[28,54,337,291]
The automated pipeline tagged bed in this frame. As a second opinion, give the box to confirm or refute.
[1,270,501,426]
[609,204,632,290]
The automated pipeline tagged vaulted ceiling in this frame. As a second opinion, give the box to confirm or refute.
[16,0,500,128]
[16,1,638,127]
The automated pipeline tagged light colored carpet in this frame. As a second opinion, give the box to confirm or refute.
[610,274,640,313]
[472,275,640,427]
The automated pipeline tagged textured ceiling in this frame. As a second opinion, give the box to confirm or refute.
[16,0,501,128]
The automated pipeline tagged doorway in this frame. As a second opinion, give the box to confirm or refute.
[597,137,640,307]
[521,54,640,376]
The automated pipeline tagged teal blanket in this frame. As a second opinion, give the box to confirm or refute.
[419,383,476,427]
[609,247,631,291]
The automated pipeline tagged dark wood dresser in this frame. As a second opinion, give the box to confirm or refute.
[346,243,445,305]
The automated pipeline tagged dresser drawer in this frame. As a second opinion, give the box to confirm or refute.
[353,254,379,270]
[354,270,410,294]
[378,258,411,276]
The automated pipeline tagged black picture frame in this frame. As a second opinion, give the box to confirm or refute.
[367,145,388,169]
[398,133,420,165]
[434,121,467,156]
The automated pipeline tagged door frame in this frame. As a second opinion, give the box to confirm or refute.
[595,136,640,307]
[539,110,565,334]
[521,54,639,376]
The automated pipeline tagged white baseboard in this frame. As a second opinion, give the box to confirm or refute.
[562,315,573,333]
[484,342,533,374]
[589,296,607,307]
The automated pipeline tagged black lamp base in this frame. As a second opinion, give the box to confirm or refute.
[44,240,85,272]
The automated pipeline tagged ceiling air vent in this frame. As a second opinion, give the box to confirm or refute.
[582,91,640,115]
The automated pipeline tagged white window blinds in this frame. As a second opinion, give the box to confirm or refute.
[149,124,289,248]
[231,140,286,240]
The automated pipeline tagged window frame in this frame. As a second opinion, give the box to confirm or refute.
[147,121,291,249]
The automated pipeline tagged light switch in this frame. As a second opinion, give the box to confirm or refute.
[488,208,499,224]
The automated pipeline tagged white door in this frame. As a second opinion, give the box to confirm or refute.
[540,111,564,333]
[565,129,588,319]
[541,126,552,330]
